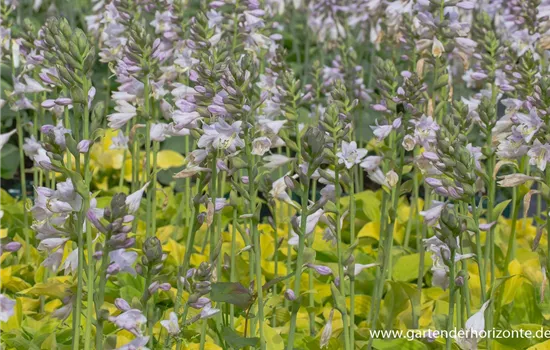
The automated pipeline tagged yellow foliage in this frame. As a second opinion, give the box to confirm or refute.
[157,150,186,169]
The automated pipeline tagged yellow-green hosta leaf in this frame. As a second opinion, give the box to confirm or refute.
[392,253,432,282]
[40,333,57,350]
[345,294,371,317]
[156,150,185,169]
[502,274,524,305]
[357,221,381,241]
[371,338,428,350]
[20,278,72,299]
[528,339,550,350]
[263,323,284,350]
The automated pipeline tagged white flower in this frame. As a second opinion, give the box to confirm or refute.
[197,120,244,154]
[0,129,16,151]
[424,236,474,290]
[466,300,490,332]
[353,263,378,276]
[515,109,543,143]
[116,336,150,350]
[367,168,389,187]
[160,312,180,336]
[172,111,201,129]
[528,139,550,171]
[304,209,324,235]
[108,101,137,129]
[200,304,220,319]
[264,154,292,169]
[110,130,129,150]
[371,121,393,141]
[0,294,16,322]
[270,175,293,204]
[63,248,79,275]
[336,141,367,169]
[360,156,383,172]
[41,247,64,272]
[126,182,150,214]
[38,237,69,252]
[320,309,334,348]
[108,249,138,275]
[173,166,211,179]
[420,202,445,226]
[456,300,491,350]
[109,309,147,336]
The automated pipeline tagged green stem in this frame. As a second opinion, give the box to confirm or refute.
[286,181,310,350]
[446,251,456,350]
[82,79,94,350]
[72,200,89,350]
[416,186,431,327]
[145,121,152,238]
[15,112,30,262]
[471,198,486,302]
[334,145,351,350]
[151,141,159,236]
[95,241,111,350]
[230,209,238,328]
[174,181,202,350]
[504,186,519,273]
[349,173,356,346]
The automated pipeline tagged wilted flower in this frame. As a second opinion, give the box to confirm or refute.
[385,170,399,187]
[251,136,272,156]
[432,37,445,58]
[498,174,541,187]
[402,135,416,151]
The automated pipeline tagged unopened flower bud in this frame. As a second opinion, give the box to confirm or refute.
[148,281,160,295]
[114,298,131,311]
[284,175,295,190]
[284,289,296,301]
[3,241,22,252]
[77,139,92,153]
[143,237,163,263]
